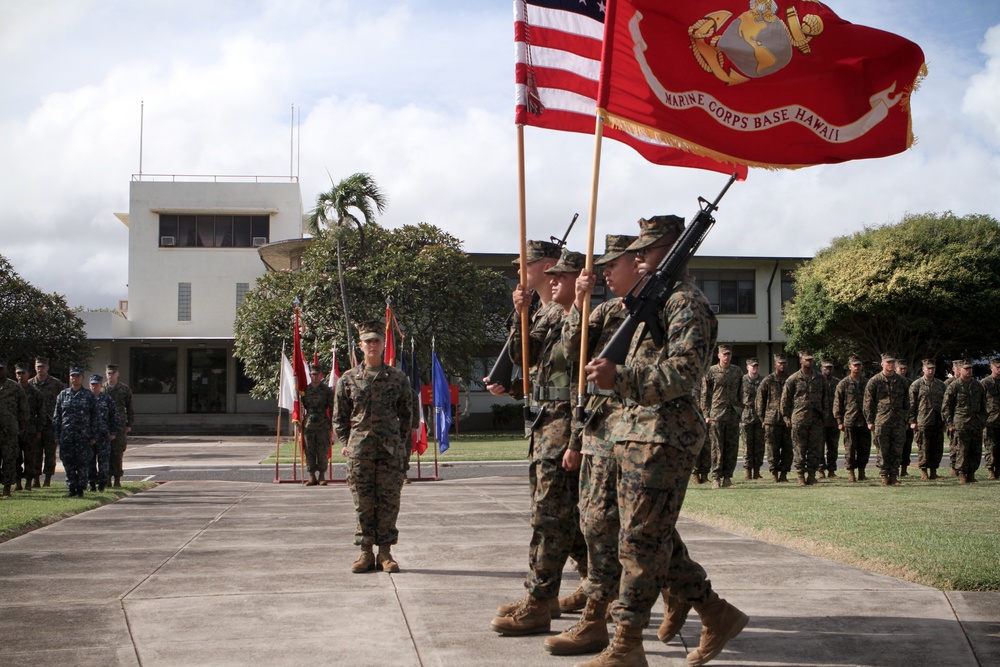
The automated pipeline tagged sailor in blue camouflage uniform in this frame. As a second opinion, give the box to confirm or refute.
[335,322,413,573]
[53,366,99,497]
[0,359,30,498]
[88,374,121,492]
[492,247,590,637]
[583,215,748,667]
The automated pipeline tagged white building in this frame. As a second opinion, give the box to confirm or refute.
[83,175,304,433]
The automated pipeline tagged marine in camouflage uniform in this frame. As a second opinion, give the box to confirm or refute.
[757,353,792,482]
[819,359,841,477]
[908,359,946,480]
[53,367,98,497]
[334,322,412,573]
[702,345,743,488]
[103,364,134,488]
[895,361,915,477]
[981,358,1000,480]
[302,365,335,486]
[780,350,827,485]
[690,377,711,484]
[833,356,871,481]
[863,354,911,485]
[740,358,765,480]
[581,215,748,667]
[88,375,121,492]
[29,357,65,487]
[492,248,589,637]
[942,359,986,483]
[14,363,44,491]
[0,360,30,497]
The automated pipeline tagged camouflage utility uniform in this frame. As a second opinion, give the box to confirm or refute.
[781,368,827,479]
[864,372,910,482]
[981,369,1000,479]
[91,390,121,489]
[757,367,791,479]
[821,370,841,474]
[740,372,765,478]
[702,362,742,484]
[29,374,65,479]
[0,378,29,489]
[833,374,871,476]
[909,375,946,475]
[334,363,412,547]
[942,377,986,479]
[53,385,98,495]
[104,381,134,481]
[17,381,43,486]
[302,381,335,475]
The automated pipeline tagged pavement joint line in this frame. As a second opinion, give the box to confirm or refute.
[391,572,425,666]
[945,591,985,667]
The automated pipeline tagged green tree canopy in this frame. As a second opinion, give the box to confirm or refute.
[0,254,92,373]
[234,222,509,399]
[781,212,1000,365]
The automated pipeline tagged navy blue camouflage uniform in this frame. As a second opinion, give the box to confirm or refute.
[53,384,99,495]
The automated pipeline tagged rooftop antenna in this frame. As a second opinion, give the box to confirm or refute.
[290,103,295,180]
[139,101,144,176]
[297,104,301,181]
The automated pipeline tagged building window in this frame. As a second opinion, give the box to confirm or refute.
[236,282,249,308]
[130,347,178,394]
[691,269,755,315]
[159,214,269,248]
[781,269,796,304]
[178,283,191,321]
[236,357,256,394]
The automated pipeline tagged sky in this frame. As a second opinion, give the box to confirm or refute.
[3,0,1000,309]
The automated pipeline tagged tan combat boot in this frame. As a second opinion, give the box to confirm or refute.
[544,597,610,655]
[721,476,732,488]
[771,471,779,483]
[744,469,752,481]
[687,591,749,666]
[817,470,826,479]
[920,468,929,480]
[899,464,908,477]
[827,470,838,478]
[377,545,400,573]
[796,472,807,487]
[351,546,376,573]
[497,594,561,619]
[574,623,646,667]
[700,471,709,484]
[1,485,10,498]
[847,468,856,482]
[778,471,788,483]
[560,583,588,613]
[988,469,997,480]
[113,476,122,488]
[490,594,551,636]
[656,595,691,643]
[711,478,721,490]
[806,471,816,485]
[857,469,867,481]
[318,471,328,486]
[305,471,318,486]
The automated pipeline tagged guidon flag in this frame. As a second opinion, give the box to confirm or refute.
[597,0,927,168]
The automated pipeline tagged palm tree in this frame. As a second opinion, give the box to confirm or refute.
[308,173,388,362]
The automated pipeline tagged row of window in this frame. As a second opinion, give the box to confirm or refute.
[130,347,255,396]
[158,214,270,248]
[176,282,249,321]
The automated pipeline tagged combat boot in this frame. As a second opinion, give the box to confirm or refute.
[24,477,32,491]
[959,472,968,484]
[1,485,10,498]
[796,472,807,486]
[920,468,929,481]
[98,483,106,492]
[43,474,52,487]
[377,545,400,573]
[656,595,691,643]
[968,472,977,483]
[490,594,551,636]
[952,467,958,477]
[889,472,899,486]
[771,472,779,483]
[806,471,817,485]
[33,476,41,488]
[817,470,826,479]
[881,475,890,486]
[711,478,721,490]
[827,470,838,478]
[744,469,752,481]
[847,468,856,482]
[497,594,561,619]
[929,468,938,480]
[687,591,749,667]
[15,480,23,491]
[753,468,762,479]
[544,597,610,655]
[318,471,328,486]
[857,469,867,481]
[305,471,318,486]
[692,472,701,484]
[560,583,588,613]
[778,471,788,483]
[899,464,908,477]
[351,546,376,573]
[574,623,646,667]
[699,471,709,484]
[722,476,732,488]
[89,482,97,492]
[988,469,997,480]
[113,476,122,488]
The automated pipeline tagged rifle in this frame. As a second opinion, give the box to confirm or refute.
[485,212,579,393]
[575,174,738,419]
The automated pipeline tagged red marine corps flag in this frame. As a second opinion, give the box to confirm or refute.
[597,1,926,168]
[515,0,746,177]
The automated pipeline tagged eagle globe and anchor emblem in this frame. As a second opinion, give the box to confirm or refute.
[689,0,825,85]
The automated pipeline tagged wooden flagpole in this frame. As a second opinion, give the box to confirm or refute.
[576,115,605,417]
[274,410,282,482]
[516,124,531,399]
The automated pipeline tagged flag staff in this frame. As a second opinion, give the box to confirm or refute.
[412,336,422,480]
[516,124,531,400]
[576,115,605,414]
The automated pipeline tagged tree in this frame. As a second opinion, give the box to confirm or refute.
[0,254,92,372]
[234,223,509,400]
[307,173,388,356]
[782,212,1000,365]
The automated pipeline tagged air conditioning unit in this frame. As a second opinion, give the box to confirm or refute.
[710,304,721,313]
[160,236,176,246]
[252,236,268,247]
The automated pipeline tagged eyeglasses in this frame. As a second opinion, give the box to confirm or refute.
[635,243,672,259]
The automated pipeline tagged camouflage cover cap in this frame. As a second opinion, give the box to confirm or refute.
[880,353,896,363]
[543,248,586,274]
[89,374,103,384]
[746,357,759,366]
[896,359,909,368]
[357,321,385,341]
[624,214,685,251]
[958,359,973,369]
[821,359,834,368]
[594,234,638,265]
[991,357,1000,366]
[106,364,119,372]
[922,359,936,367]
[34,357,49,366]
[849,355,863,366]
[718,344,732,353]
[69,366,84,375]
[309,364,323,374]
[799,349,814,360]
[512,239,562,265]
[773,353,788,363]
[14,363,30,373]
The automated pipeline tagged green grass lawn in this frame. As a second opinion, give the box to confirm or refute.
[0,482,157,543]
[681,470,1000,591]
[261,432,528,464]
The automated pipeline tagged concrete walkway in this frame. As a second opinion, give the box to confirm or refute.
[1,478,997,666]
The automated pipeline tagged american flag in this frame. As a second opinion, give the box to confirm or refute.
[514,0,745,176]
